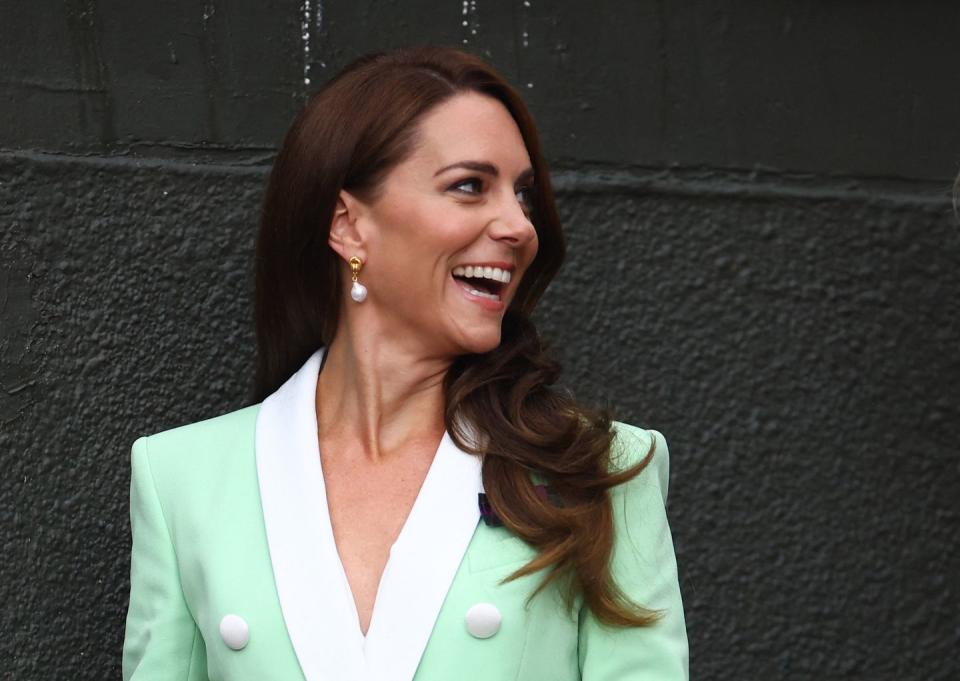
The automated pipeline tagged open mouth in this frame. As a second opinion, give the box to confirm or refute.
[451,265,511,301]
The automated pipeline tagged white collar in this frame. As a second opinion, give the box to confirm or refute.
[255,347,484,681]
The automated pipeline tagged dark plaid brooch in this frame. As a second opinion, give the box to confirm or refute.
[478,484,564,527]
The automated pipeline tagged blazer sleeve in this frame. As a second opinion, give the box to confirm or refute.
[122,436,206,680]
[577,426,689,680]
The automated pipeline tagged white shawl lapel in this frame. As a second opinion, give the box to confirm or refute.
[256,347,484,681]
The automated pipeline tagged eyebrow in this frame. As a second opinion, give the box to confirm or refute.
[434,160,535,183]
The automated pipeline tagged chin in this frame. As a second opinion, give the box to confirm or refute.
[458,329,502,356]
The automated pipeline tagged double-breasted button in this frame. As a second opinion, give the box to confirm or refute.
[465,602,501,639]
[219,614,249,650]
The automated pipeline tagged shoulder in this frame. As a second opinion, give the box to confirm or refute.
[139,403,261,449]
[131,404,261,482]
[608,420,671,503]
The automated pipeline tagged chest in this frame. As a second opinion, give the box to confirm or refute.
[320,444,438,632]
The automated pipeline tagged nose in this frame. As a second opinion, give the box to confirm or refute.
[488,194,537,249]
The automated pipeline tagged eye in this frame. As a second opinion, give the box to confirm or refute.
[516,185,534,212]
[450,177,484,194]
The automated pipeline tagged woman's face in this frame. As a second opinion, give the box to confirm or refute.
[349,91,540,357]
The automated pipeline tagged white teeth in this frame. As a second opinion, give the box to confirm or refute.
[452,265,512,283]
[467,287,501,301]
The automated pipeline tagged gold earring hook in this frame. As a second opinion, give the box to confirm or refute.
[349,256,363,282]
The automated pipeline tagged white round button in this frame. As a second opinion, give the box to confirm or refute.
[465,602,501,639]
[219,614,249,650]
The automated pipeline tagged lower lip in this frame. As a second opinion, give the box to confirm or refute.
[452,275,505,312]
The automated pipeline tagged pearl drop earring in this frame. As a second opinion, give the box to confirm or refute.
[349,256,368,302]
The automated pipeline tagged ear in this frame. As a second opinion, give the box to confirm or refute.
[328,189,367,262]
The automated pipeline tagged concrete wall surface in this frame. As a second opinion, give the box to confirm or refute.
[1,1,958,679]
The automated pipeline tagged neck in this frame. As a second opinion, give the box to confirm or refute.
[316,312,450,463]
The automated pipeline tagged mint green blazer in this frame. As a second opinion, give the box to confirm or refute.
[121,349,688,680]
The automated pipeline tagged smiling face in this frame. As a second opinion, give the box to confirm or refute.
[337,91,540,358]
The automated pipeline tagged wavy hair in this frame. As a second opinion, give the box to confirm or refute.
[254,45,658,626]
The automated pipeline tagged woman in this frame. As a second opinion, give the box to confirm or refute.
[122,45,688,680]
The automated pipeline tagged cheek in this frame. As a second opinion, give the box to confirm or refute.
[371,236,449,298]
[371,216,431,268]
[522,233,540,270]
[380,200,467,252]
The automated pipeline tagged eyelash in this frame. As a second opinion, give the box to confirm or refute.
[450,177,535,210]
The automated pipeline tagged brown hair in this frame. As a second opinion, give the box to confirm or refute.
[254,45,658,627]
